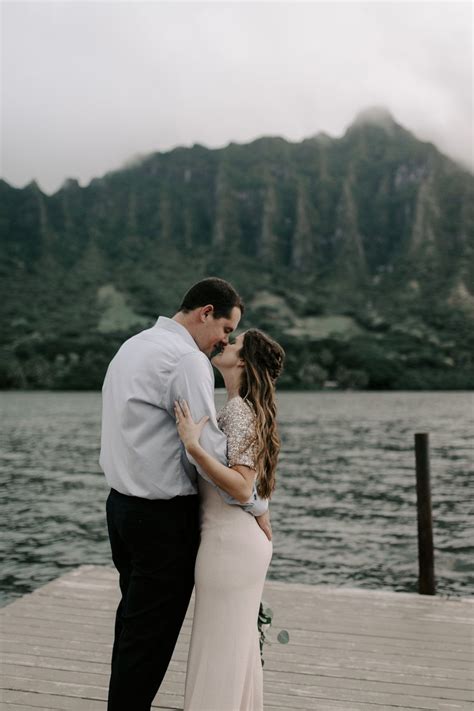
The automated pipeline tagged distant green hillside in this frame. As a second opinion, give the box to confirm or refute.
[1,107,473,390]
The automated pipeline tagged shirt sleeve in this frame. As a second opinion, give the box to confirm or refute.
[166,351,227,474]
[166,352,268,517]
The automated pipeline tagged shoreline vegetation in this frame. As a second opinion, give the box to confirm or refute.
[1,364,473,392]
[0,309,474,391]
[0,286,474,391]
[1,325,473,391]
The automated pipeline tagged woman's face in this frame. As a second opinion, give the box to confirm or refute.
[211,331,245,373]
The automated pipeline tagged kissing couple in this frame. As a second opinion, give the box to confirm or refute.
[100,277,285,710]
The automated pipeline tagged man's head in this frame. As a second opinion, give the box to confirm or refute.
[174,277,244,357]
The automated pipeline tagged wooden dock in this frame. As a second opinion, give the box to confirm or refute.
[1,565,472,710]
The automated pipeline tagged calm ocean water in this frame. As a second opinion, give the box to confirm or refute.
[0,391,472,606]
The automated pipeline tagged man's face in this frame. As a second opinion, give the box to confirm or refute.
[197,306,241,357]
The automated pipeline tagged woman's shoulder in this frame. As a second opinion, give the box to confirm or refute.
[224,395,254,415]
[218,395,255,425]
[219,396,258,467]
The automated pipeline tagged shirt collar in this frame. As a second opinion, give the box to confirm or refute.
[154,316,199,351]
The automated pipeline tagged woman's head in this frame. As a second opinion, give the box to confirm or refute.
[238,329,285,396]
[212,328,285,499]
[211,329,284,386]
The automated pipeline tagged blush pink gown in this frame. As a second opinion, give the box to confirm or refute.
[184,396,273,711]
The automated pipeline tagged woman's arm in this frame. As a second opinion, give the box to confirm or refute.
[174,400,255,504]
[187,444,255,504]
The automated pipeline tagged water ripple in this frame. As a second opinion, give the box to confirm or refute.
[0,390,473,605]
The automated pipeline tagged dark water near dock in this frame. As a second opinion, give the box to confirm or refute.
[1,391,472,606]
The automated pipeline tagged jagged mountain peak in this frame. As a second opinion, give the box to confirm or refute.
[306,131,332,145]
[25,179,42,192]
[349,106,399,134]
[60,178,81,191]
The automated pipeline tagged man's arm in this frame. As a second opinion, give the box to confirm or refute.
[240,486,269,516]
[166,351,268,517]
[167,351,227,474]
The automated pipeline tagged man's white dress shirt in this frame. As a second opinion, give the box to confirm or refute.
[100,316,268,516]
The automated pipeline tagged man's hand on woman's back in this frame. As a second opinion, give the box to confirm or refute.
[256,510,272,541]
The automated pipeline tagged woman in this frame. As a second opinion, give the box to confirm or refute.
[174,328,285,711]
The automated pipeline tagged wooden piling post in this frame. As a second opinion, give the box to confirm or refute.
[415,433,436,595]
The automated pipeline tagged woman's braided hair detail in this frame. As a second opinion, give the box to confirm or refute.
[238,329,285,499]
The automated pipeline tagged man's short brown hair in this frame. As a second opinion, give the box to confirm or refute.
[179,277,244,319]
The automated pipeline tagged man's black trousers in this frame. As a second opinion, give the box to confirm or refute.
[106,488,199,711]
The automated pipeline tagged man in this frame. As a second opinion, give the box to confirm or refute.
[100,277,271,711]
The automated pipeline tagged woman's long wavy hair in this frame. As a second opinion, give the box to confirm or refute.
[238,329,285,499]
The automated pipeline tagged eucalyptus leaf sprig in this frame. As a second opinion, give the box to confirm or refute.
[257,601,290,667]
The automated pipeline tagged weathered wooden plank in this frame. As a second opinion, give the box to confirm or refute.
[3,662,474,703]
[261,668,474,694]
[3,640,472,688]
[2,678,182,708]
[3,632,470,676]
[1,631,471,671]
[3,651,473,689]
[264,659,472,682]
[264,688,474,710]
[6,606,469,649]
[0,638,185,664]
[3,674,472,711]
[2,667,473,708]
[2,614,470,659]
[2,653,111,675]
[263,676,474,702]
[4,629,467,669]
[2,676,109,700]
[263,705,399,711]
[2,691,179,711]
[2,634,470,679]
[0,628,114,649]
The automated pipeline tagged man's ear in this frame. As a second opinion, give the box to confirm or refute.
[200,304,214,321]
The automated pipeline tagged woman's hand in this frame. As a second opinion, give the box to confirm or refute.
[174,399,209,452]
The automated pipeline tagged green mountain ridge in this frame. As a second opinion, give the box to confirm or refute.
[1,108,473,390]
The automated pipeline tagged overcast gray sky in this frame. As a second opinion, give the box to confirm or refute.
[1,1,472,194]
